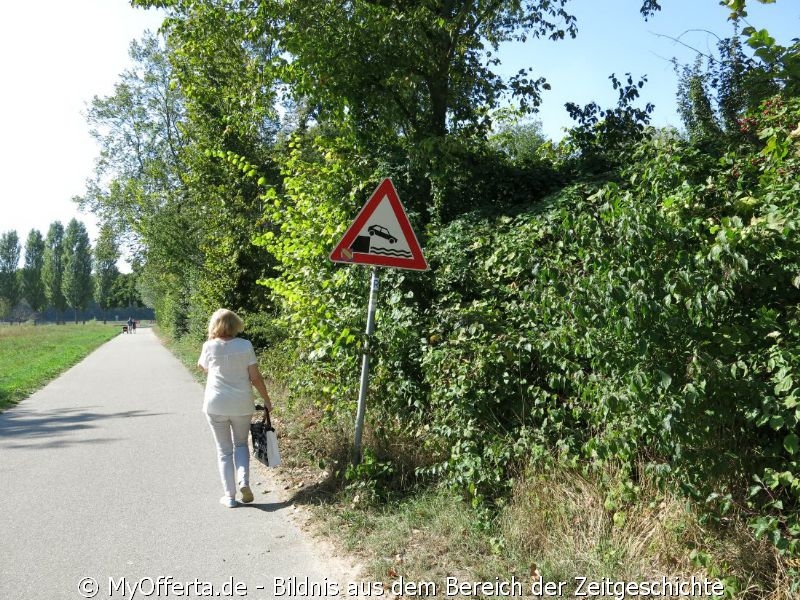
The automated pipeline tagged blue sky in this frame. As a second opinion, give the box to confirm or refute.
[500,0,800,139]
[2,0,798,257]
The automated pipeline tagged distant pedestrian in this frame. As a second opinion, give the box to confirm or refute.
[197,308,274,508]
[131,320,137,333]
[126,316,133,333]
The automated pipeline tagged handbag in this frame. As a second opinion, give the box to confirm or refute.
[250,407,282,467]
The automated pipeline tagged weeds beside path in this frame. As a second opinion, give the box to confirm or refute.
[0,322,121,411]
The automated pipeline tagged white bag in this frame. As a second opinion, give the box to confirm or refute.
[265,429,282,467]
[251,408,281,467]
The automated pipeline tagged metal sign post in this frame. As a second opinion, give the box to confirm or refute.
[353,267,379,465]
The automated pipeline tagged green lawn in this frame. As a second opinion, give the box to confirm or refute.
[0,322,120,411]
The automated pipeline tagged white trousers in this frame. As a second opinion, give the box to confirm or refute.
[206,413,252,498]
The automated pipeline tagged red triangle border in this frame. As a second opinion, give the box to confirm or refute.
[329,178,429,271]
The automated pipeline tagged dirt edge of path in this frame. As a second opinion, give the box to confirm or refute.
[250,460,365,590]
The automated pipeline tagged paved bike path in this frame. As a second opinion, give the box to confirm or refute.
[0,328,348,599]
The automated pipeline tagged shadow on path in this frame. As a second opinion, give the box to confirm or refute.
[240,499,294,513]
[0,407,164,448]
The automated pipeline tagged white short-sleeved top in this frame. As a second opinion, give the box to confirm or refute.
[197,337,257,416]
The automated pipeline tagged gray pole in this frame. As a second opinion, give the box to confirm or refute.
[353,267,379,465]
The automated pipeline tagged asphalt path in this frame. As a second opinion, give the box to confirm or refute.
[0,328,352,600]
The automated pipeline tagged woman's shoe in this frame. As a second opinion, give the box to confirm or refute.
[240,485,254,503]
[219,496,238,508]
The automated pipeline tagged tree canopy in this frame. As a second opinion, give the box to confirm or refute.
[93,224,121,322]
[43,221,67,320]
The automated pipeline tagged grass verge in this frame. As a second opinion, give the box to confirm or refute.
[297,466,793,599]
[152,325,204,381]
[271,396,796,600]
[0,322,120,411]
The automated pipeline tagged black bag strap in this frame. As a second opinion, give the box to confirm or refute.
[257,405,274,431]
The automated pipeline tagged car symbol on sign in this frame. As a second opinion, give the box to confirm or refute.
[367,224,397,244]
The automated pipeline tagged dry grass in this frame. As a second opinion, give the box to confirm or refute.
[288,454,796,599]
[499,466,792,599]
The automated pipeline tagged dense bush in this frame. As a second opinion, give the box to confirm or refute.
[413,95,800,553]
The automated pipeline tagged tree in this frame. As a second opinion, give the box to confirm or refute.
[136,0,576,134]
[93,224,120,323]
[77,34,189,235]
[665,10,795,155]
[271,0,575,137]
[78,28,280,336]
[0,230,21,322]
[110,271,145,310]
[61,219,94,323]
[489,112,548,163]
[43,222,67,322]
[563,73,655,175]
[76,33,202,335]
[22,229,47,322]
[164,6,281,330]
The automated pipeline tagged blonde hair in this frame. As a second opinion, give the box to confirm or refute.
[207,308,244,340]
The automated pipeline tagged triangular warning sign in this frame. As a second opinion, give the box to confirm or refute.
[330,178,428,271]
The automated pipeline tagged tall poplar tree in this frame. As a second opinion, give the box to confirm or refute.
[0,230,21,322]
[22,229,47,322]
[62,219,94,323]
[93,224,120,323]
[43,221,67,323]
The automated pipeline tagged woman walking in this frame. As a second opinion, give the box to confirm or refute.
[197,309,274,507]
